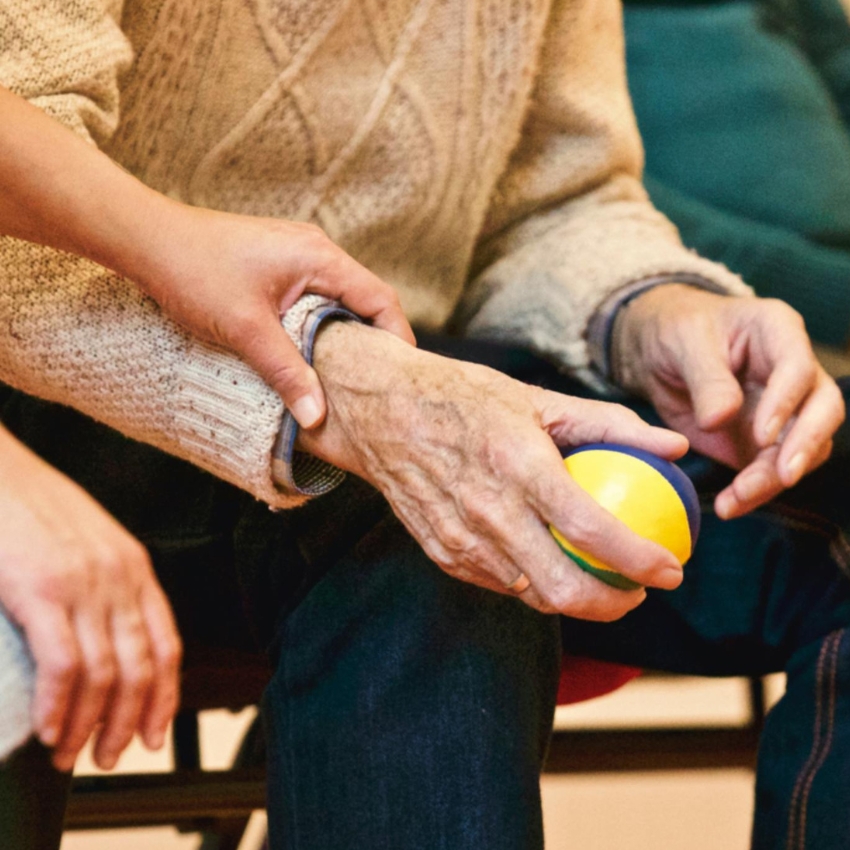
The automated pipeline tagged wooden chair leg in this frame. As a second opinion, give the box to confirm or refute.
[197,714,267,850]
[0,738,70,850]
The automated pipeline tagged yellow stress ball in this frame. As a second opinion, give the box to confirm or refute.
[550,443,701,590]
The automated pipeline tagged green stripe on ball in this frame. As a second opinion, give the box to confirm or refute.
[552,538,643,591]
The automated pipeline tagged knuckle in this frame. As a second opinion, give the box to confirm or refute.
[47,650,81,683]
[434,518,474,557]
[770,298,804,324]
[558,508,600,554]
[543,584,577,613]
[460,491,502,530]
[124,660,155,693]
[88,659,118,692]
[298,222,327,240]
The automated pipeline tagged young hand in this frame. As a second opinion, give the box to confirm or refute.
[0,427,182,772]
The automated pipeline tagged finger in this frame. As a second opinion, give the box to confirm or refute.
[715,436,835,520]
[714,444,783,520]
[752,341,819,448]
[498,509,649,621]
[675,322,744,430]
[303,256,416,345]
[231,309,327,429]
[93,606,155,770]
[540,394,689,460]
[535,475,683,590]
[428,508,644,620]
[775,372,845,487]
[490,438,682,592]
[137,584,182,751]
[53,610,117,772]
[22,604,80,749]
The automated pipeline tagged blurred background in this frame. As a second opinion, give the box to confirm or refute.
[61,672,786,850]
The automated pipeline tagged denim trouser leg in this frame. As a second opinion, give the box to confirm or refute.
[262,515,562,850]
[4,353,850,850]
[559,381,850,850]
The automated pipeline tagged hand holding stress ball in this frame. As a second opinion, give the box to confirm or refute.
[550,444,700,590]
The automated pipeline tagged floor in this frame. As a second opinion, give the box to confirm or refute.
[61,673,784,849]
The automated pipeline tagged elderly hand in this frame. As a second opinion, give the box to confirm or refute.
[297,322,690,621]
[612,285,846,519]
[0,426,181,772]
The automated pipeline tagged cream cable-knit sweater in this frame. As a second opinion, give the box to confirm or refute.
[0,0,752,757]
[1,0,752,509]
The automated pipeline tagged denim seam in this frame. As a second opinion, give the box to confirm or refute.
[796,630,842,850]
[701,496,850,582]
[786,634,830,850]
[786,629,844,850]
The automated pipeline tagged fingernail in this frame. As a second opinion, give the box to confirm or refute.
[100,753,118,771]
[147,730,165,750]
[661,565,684,588]
[764,416,781,445]
[290,394,322,429]
[786,452,807,485]
[715,492,735,520]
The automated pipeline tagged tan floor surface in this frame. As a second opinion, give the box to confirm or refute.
[60,674,781,849]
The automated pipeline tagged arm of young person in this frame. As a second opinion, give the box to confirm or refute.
[0,6,409,507]
[0,83,412,430]
[0,423,181,771]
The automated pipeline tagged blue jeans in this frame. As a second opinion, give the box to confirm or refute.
[2,342,849,850]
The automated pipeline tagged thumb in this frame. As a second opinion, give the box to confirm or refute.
[677,329,744,430]
[235,311,327,429]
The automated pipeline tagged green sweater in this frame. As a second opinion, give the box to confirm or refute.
[624,0,850,345]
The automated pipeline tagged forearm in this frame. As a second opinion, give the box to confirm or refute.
[0,85,174,290]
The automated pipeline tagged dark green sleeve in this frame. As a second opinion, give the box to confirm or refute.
[645,175,850,346]
[792,0,850,128]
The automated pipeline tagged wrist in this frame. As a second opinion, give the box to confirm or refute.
[108,193,197,297]
[610,283,728,391]
[295,321,422,478]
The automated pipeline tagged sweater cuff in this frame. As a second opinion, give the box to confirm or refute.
[586,273,733,387]
[271,302,359,496]
[0,608,34,761]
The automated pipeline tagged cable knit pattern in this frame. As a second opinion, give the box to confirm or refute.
[0,0,761,762]
[1,0,753,511]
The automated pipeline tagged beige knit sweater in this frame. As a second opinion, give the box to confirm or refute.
[0,0,751,509]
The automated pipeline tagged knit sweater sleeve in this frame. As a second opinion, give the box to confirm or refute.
[455,0,753,387]
[0,1,309,509]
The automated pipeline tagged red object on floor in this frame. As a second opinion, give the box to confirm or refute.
[557,656,642,705]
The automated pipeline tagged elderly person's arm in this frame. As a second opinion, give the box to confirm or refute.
[295,0,843,615]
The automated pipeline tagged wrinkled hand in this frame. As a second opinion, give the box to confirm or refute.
[612,285,846,519]
[0,427,181,772]
[297,322,690,621]
[137,203,415,428]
